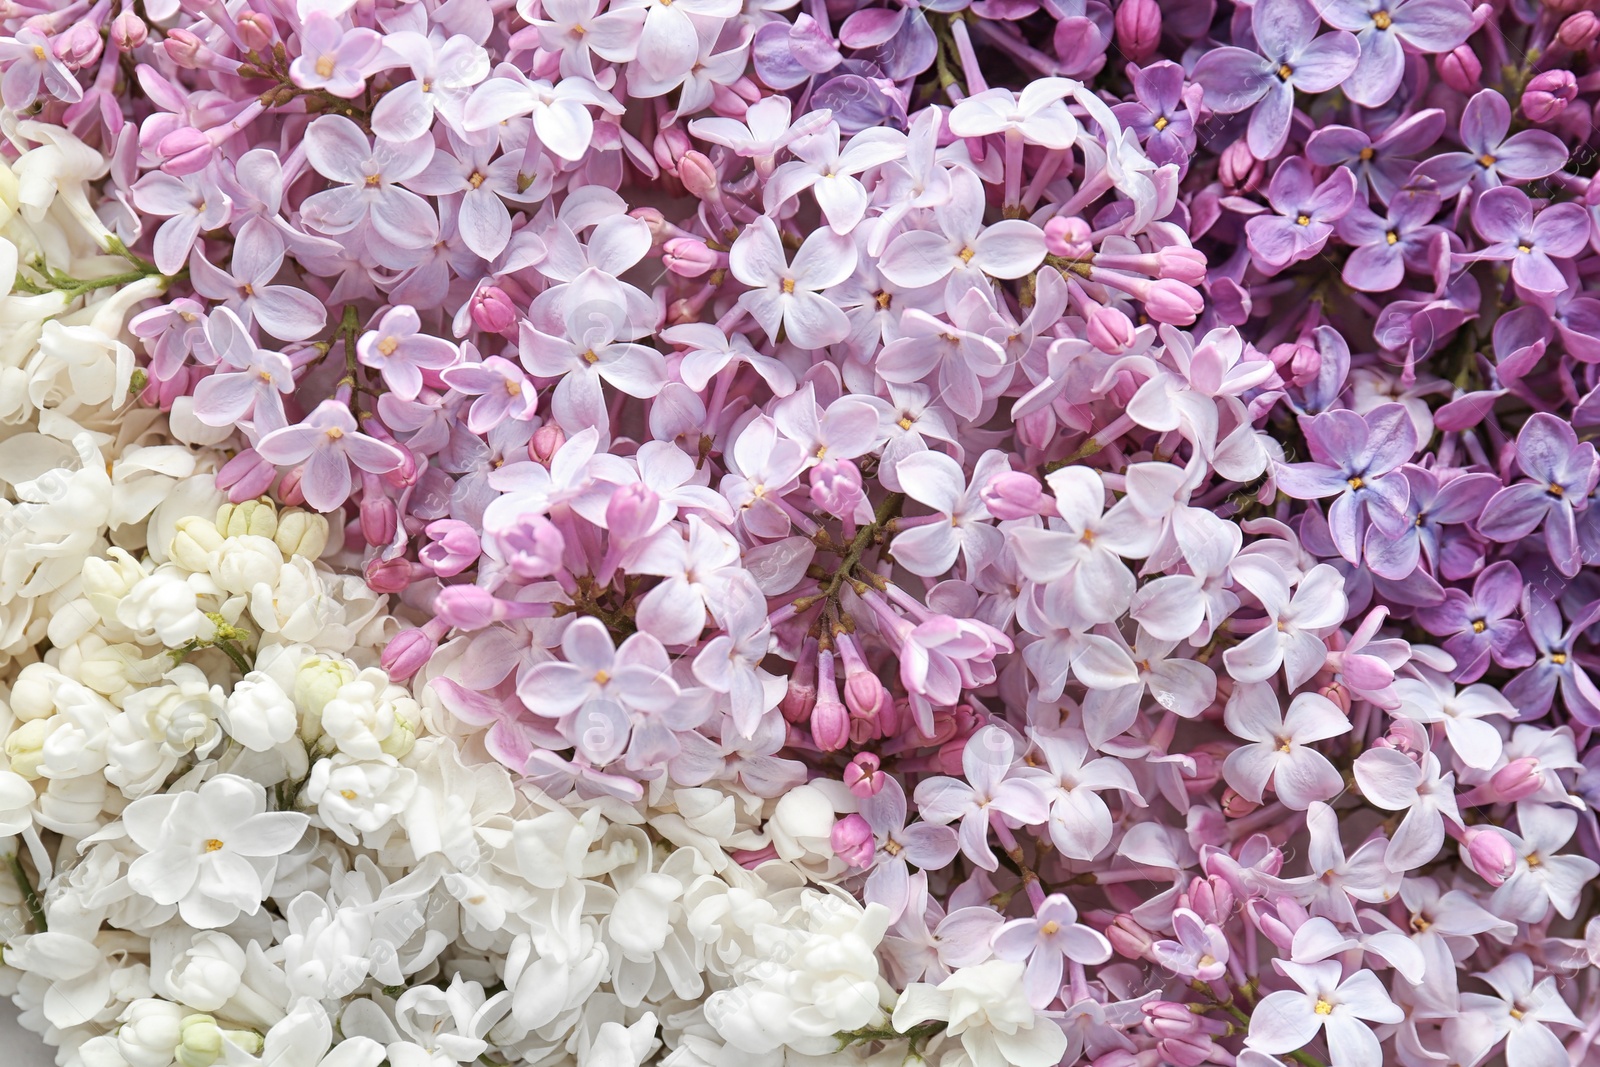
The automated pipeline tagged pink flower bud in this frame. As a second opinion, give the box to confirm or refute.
[1437,46,1482,93]
[111,11,148,50]
[843,753,885,797]
[359,492,398,547]
[1488,756,1543,801]
[1158,1035,1214,1067]
[811,458,866,517]
[1142,1002,1204,1040]
[845,668,885,721]
[1522,69,1578,123]
[811,698,850,751]
[1087,306,1136,353]
[1218,138,1264,191]
[1107,914,1155,958]
[54,20,102,69]
[364,555,415,594]
[237,11,274,52]
[654,125,693,173]
[876,691,904,738]
[530,423,566,465]
[1044,215,1093,258]
[1185,875,1234,925]
[470,285,517,334]
[277,465,307,508]
[216,449,278,501]
[433,585,502,631]
[605,482,660,543]
[782,676,817,724]
[1016,409,1056,451]
[1271,341,1321,387]
[663,238,718,278]
[496,515,565,579]
[420,520,481,577]
[1319,680,1353,715]
[1463,827,1517,887]
[382,627,438,681]
[1142,279,1204,325]
[163,27,206,68]
[1559,11,1600,50]
[1221,787,1258,818]
[679,151,721,201]
[1114,0,1161,64]
[1156,246,1208,285]
[981,470,1047,519]
[830,813,875,867]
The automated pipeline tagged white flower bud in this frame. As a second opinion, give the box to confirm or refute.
[117,999,185,1067]
[82,547,150,626]
[163,933,245,1013]
[292,657,356,740]
[117,569,216,647]
[10,662,65,721]
[220,673,298,752]
[211,535,283,596]
[6,718,52,779]
[170,516,225,574]
[176,1015,223,1067]
[215,499,277,540]
[274,509,329,560]
[767,784,839,865]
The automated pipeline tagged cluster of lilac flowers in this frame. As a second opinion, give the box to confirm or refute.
[9,0,1600,1063]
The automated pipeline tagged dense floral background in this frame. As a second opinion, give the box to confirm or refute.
[3,0,1600,1065]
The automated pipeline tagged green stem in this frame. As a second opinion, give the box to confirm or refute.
[7,852,46,933]
[215,638,254,675]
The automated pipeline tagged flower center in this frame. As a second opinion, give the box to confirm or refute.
[1277,736,1293,753]
[204,839,225,852]
[780,278,796,294]
[1509,1007,1525,1020]
[1550,652,1567,665]
[1472,619,1486,633]
[1517,243,1532,254]
[1296,214,1311,226]
[1478,153,1497,168]
[1314,998,1334,1015]
[340,790,358,801]
[1041,920,1061,935]
[594,669,610,684]
[875,290,892,310]
[326,426,345,440]
[1410,914,1431,933]
[1348,476,1364,489]
[378,337,400,357]
[1359,146,1375,161]
[1526,853,1542,867]
[1153,116,1169,131]
[506,379,522,396]
[316,55,336,78]
[958,246,977,263]
[469,171,487,189]
[898,415,915,430]
[1549,482,1565,497]
[884,838,903,856]
[31,45,45,60]
[365,173,382,187]
[1386,231,1398,244]
[1372,9,1392,28]
[1277,63,1293,81]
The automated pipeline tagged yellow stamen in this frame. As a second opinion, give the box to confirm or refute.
[1478,154,1497,168]
[958,246,977,263]
[1472,619,1486,633]
[340,790,359,801]
[1153,116,1169,131]
[204,839,225,852]
[1041,920,1061,935]
[326,426,345,440]
[1348,476,1364,489]
[315,55,335,78]
[365,173,382,187]
[594,669,610,684]
[780,278,796,294]
[1314,998,1334,1016]
[1372,10,1391,29]
[378,337,400,357]
[1386,231,1399,244]
[1296,214,1311,226]
[1277,63,1293,80]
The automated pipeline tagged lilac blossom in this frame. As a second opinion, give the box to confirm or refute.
[254,400,406,510]
[1245,157,1357,272]
[1274,404,1416,565]
[1478,413,1599,576]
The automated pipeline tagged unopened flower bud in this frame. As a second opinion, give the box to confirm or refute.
[217,449,278,501]
[830,813,875,867]
[843,752,884,797]
[433,586,501,630]
[1156,246,1208,285]
[163,27,206,67]
[843,666,885,719]
[811,458,866,517]
[5,718,52,780]
[679,151,721,201]
[216,499,277,540]
[1221,787,1259,818]
[470,285,517,334]
[1437,45,1482,93]
[663,237,718,277]
[1559,11,1600,49]
[1463,827,1518,887]
[1142,279,1204,325]
[1158,1035,1214,1067]
[1044,215,1092,258]
[364,556,415,594]
[935,736,966,775]
[359,492,398,547]
[54,20,102,69]
[171,516,225,572]
[176,1015,224,1067]
[276,465,306,508]
[1319,680,1353,715]
[111,11,148,50]
[605,482,661,543]
[117,1000,186,1067]
[1107,914,1155,958]
[981,470,1046,519]
[1218,138,1264,191]
[530,423,566,465]
[1087,306,1137,353]
[497,515,564,578]
[275,509,329,559]
[382,626,438,681]
[1271,341,1321,387]
[782,676,817,724]
[1488,756,1543,801]
[653,124,694,174]
[1114,0,1161,64]
[236,11,274,52]
[811,698,849,751]
[419,519,481,577]
[1522,69,1578,123]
